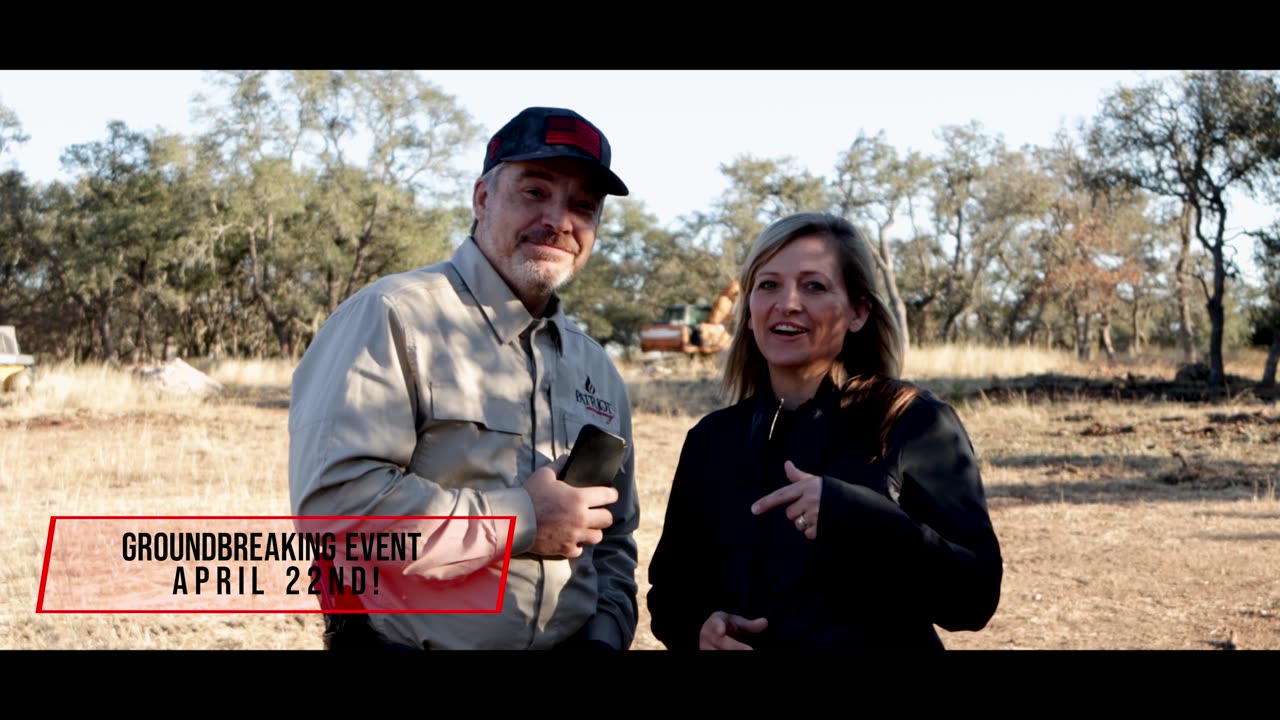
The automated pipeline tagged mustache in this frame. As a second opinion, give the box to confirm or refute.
[519,228,577,254]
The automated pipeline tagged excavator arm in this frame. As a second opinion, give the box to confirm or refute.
[638,280,740,355]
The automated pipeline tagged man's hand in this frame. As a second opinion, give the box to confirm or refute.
[699,611,768,650]
[524,460,619,558]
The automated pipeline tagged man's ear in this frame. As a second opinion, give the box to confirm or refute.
[848,299,871,334]
[472,177,489,223]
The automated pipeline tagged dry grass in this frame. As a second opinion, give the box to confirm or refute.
[1,361,210,418]
[201,358,297,390]
[627,344,1273,383]
[0,358,298,418]
[3,349,1278,650]
[0,414,312,648]
[904,343,1088,379]
[904,344,1270,384]
[622,345,1277,416]
[935,398,1280,650]
[0,358,311,649]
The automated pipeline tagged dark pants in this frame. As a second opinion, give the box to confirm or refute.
[322,614,616,651]
[322,613,420,651]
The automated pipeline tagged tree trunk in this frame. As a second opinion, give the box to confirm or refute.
[910,295,935,348]
[876,223,910,349]
[278,326,294,360]
[1176,201,1197,364]
[1129,299,1145,355]
[941,304,968,344]
[1028,296,1049,348]
[1099,312,1116,362]
[95,311,116,363]
[326,266,339,316]
[135,304,150,361]
[1003,288,1034,344]
[1206,292,1225,386]
[1075,311,1092,361]
[247,215,296,358]
[1204,203,1228,387]
[344,192,380,301]
[1261,334,1279,388]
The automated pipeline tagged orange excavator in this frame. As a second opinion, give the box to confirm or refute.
[639,280,741,354]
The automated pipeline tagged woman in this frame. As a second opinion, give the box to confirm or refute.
[646,212,1002,650]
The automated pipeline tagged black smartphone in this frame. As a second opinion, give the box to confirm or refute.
[559,424,628,488]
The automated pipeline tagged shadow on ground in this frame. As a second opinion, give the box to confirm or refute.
[986,452,1278,506]
[627,372,1279,417]
[218,385,291,409]
[923,372,1278,405]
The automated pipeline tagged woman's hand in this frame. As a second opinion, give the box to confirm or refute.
[699,611,768,650]
[751,460,822,540]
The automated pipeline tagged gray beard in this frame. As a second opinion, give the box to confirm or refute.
[511,257,573,297]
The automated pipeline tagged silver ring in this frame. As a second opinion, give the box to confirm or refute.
[796,515,808,530]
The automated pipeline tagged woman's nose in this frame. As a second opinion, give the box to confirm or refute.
[779,283,803,312]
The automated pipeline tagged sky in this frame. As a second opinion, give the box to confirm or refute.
[0,70,1274,278]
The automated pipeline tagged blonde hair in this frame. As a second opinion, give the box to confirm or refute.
[721,212,919,458]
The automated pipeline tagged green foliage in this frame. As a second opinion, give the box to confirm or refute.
[0,98,29,163]
[1,72,1276,372]
[561,198,723,346]
[1089,70,1280,382]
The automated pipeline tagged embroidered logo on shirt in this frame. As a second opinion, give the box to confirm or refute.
[575,377,615,424]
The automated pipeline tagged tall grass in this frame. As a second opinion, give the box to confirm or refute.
[1,361,206,417]
[903,344,1270,382]
[5,345,1271,419]
[903,343,1084,380]
[0,358,299,418]
[621,343,1200,384]
[200,358,297,390]
[0,368,306,649]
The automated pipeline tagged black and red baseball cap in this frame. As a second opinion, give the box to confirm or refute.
[482,107,629,196]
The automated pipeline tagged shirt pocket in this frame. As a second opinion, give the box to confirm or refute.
[560,412,626,473]
[561,411,587,458]
[413,382,525,488]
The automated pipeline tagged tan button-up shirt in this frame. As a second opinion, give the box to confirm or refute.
[289,237,638,649]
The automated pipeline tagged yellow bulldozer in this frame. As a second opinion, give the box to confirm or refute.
[639,280,741,355]
[0,326,35,393]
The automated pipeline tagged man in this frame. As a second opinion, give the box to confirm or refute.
[288,107,638,650]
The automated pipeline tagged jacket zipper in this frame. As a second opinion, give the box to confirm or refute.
[767,397,784,441]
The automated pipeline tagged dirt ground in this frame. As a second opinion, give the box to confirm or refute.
[2,373,1277,650]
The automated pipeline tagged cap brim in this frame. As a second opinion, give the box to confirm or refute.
[497,148,629,196]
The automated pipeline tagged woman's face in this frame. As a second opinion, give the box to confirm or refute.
[747,234,869,380]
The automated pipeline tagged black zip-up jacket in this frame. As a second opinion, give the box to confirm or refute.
[647,381,1002,649]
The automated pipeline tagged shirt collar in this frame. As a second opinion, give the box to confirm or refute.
[450,236,565,352]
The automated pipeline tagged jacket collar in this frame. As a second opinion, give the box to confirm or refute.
[746,376,844,474]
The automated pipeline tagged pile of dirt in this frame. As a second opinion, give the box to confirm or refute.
[131,359,224,397]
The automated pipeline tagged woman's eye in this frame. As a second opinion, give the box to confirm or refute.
[805,281,827,292]
[756,280,777,291]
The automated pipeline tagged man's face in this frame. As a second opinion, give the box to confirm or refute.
[472,158,605,313]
